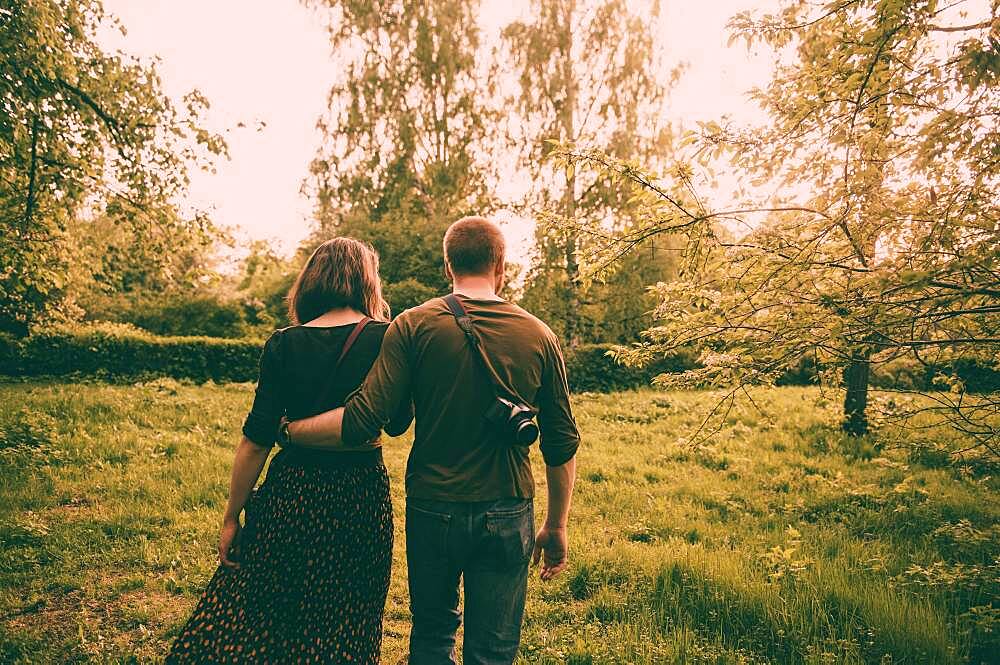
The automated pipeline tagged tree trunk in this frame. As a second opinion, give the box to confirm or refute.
[559,0,580,348]
[842,348,871,436]
[562,174,579,347]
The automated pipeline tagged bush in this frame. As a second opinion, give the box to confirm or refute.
[1,322,262,383]
[1,329,698,392]
[123,294,251,338]
[564,344,700,393]
[777,354,1000,393]
[4,326,995,397]
[384,278,442,317]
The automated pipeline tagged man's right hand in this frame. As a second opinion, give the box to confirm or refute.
[532,525,568,581]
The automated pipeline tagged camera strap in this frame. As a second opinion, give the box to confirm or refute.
[442,294,511,400]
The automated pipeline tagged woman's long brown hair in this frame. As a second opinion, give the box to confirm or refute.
[286,237,391,325]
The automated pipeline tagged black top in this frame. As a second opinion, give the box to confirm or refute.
[242,322,413,464]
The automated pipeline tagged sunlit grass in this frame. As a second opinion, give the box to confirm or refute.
[1,381,997,663]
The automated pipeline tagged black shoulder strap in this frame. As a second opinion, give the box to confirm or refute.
[335,317,371,373]
[313,317,371,411]
[442,295,509,398]
[443,294,476,343]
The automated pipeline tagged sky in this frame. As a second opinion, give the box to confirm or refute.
[98,0,783,259]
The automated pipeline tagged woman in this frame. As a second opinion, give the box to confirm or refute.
[167,238,411,664]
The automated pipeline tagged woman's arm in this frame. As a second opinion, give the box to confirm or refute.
[219,436,271,569]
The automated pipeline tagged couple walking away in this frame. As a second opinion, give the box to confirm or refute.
[166,216,581,664]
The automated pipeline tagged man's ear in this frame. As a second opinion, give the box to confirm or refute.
[443,260,454,285]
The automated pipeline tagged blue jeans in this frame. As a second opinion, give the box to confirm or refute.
[405,497,534,665]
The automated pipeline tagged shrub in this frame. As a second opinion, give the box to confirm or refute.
[123,294,251,338]
[870,356,929,391]
[2,329,699,392]
[384,278,441,317]
[1,322,262,383]
[564,344,699,393]
[776,353,1000,393]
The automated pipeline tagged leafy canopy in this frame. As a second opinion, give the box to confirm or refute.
[0,0,226,334]
[547,0,1000,450]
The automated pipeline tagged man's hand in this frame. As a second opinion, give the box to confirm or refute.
[532,525,568,581]
[219,518,241,569]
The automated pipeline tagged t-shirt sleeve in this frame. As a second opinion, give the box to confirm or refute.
[536,334,581,466]
[241,331,284,447]
[385,397,414,437]
[342,317,413,445]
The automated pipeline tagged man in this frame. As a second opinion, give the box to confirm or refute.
[286,216,580,665]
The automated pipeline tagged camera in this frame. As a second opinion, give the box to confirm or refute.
[485,396,539,446]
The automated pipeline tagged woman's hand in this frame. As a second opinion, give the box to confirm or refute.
[219,518,242,569]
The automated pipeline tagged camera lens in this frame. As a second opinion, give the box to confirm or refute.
[514,419,539,445]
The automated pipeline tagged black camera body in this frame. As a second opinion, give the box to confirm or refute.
[485,396,539,447]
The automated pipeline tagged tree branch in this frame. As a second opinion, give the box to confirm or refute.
[927,19,994,33]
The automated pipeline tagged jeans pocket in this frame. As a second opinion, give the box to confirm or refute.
[484,501,534,568]
[406,503,452,565]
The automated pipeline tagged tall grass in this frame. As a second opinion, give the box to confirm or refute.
[0,382,997,663]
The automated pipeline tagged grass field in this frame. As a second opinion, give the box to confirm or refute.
[1,381,998,664]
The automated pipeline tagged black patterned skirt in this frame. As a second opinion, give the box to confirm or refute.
[166,449,393,664]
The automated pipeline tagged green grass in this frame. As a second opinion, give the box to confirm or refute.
[1,381,997,663]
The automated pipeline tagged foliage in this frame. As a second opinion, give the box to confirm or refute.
[520,239,678,344]
[301,0,496,305]
[564,344,698,393]
[0,1,227,335]
[0,328,702,392]
[504,0,678,345]
[73,235,293,339]
[114,294,260,339]
[545,1,1000,449]
[65,210,228,315]
[0,384,996,661]
[234,239,296,329]
[1,323,260,383]
[383,277,442,318]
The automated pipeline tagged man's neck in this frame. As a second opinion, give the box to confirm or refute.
[452,275,502,301]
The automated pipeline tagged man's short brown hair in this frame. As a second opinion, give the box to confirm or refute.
[443,216,506,276]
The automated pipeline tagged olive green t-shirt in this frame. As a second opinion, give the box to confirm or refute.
[342,295,580,501]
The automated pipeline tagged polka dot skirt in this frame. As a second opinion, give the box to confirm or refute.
[166,459,393,664]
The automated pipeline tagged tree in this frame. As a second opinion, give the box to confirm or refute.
[503,0,676,345]
[69,210,223,300]
[302,0,498,313]
[0,0,226,334]
[518,234,677,343]
[548,1,1000,451]
[64,206,234,330]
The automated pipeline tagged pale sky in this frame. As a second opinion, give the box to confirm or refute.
[99,0,782,258]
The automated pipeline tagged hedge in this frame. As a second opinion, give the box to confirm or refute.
[0,323,262,383]
[0,326,695,392]
[4,325,994,395]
